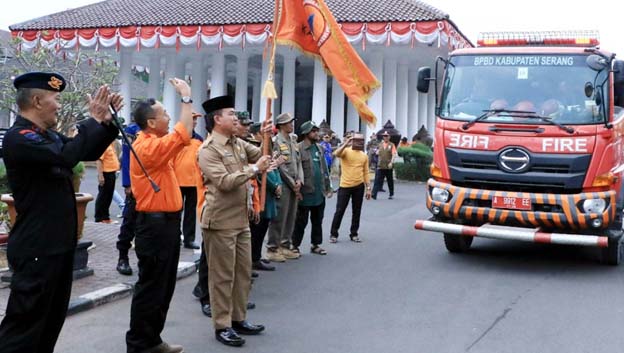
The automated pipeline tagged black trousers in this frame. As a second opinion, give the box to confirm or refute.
[94,171,116,221]
[116,193,137,258]
[330,184,365,238]
[180,187,197,244]
[0,251,74,353]
[126,211,181,353]
[292,200,325,248]
[195,242,209,304]
[372,169,394,198]
[250,218,270,262]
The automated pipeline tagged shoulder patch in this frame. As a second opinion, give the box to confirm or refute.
[19,129,45,143]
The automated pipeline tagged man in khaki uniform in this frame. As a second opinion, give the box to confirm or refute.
[266,112,304,262]
[198,95,272,348]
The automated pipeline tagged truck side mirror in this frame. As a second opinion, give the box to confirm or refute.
[615,60,624,107]
[417,67,431,93]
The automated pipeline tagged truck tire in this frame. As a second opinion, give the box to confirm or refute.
[443,233,473,253]
[600,230,624,266]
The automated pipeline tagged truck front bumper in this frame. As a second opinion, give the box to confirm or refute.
[425,179,617,231]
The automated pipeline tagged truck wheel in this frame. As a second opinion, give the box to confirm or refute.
[443,233,473,253]
[600,230,624,266]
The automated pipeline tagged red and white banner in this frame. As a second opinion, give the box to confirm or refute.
[12,21,471,52]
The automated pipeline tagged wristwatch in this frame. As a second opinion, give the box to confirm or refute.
[181,96,193,104]
[251,165,259,174]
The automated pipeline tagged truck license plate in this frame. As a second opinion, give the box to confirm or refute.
[492,196,532,210]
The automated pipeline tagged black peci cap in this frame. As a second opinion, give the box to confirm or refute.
[202,95,234,115]
[13,72,66,92]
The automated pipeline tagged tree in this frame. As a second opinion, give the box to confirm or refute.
[0,36,119,134]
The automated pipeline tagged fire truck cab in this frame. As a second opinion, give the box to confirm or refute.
[415,31,624,264]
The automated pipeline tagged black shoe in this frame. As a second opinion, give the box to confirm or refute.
[379,189,386,192]
[215,328,245,347]
[183,242,200,250]
[260,258,271,264]
[116,258,132,276]
[252,261,276,271]
[251,271,259,278]
[232,320,265,335]
[371,195,377,200]
[389,195,394,200]
[201,302,212,317]
[247,302,256,310]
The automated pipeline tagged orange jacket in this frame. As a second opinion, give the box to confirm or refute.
[131,122,191,212]
[173,138,202,187]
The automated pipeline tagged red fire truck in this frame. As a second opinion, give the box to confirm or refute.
[414,31,624,264]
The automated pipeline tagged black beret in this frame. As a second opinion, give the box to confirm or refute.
[249,122,262,134]
[202,95,234,114]
[13,72,66,92]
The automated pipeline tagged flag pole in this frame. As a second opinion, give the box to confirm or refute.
[259,0,282,211]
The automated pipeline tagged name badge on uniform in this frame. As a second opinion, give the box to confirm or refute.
[223,152,233,157]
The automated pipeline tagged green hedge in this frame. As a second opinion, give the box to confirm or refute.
[395,143,433,181]
[0,161,9,195]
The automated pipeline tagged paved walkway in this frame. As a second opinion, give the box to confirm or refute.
[0,220,200,317]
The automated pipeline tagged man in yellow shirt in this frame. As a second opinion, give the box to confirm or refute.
[95,141,121,223]
[329,133,371,243]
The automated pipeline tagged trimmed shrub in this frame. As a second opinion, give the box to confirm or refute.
[395,143,432,181]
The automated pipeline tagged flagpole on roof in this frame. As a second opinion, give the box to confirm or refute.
[259,0,282,211]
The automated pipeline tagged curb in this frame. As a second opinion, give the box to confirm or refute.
[67,261,198,316]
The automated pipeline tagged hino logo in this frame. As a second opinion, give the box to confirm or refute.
[499,148,530,173]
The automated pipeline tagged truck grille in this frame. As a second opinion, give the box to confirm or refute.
[445,148,590,193]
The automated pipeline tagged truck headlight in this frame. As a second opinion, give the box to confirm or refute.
[582,199,606,214]
[431,187,450,202]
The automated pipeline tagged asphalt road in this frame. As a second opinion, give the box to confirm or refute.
[57,179,624,353]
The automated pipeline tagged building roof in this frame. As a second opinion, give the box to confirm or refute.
[9,0,449,31]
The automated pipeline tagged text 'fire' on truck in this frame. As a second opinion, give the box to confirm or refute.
[414,31,624,265]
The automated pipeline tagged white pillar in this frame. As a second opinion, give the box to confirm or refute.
[235,53,249,111]
[281,52,297,115]
[163,53,177,130]
[407,68,420,140]
[330,78,345,138]
[427,87,436,139]
[210,52,226,98]
[367,52,384,132]
[252,71,261,122]
[147,54,161,100]
[118,50,133,121]
[396,61,409,139]
[418,91,428,132]
[311,60,328,124]
[382,58,397,127]
[191,56,207,135]
[259,55,272,121]
[173,59,186,124]
[346,101,359,132]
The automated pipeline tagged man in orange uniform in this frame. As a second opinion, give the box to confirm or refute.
[95,141,121,223]
[173,113,203,249]
[125,78,193,353]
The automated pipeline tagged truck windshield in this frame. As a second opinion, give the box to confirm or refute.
[439,54,609,125]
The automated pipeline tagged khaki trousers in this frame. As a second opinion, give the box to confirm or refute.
[203,227,252,330]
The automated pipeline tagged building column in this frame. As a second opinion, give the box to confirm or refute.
[281,52,297,115]
[259,54,273,122]
[173,58,187,124]
[235,53,249,112]
[407,68,420,140]
[396,61,409,139]
[427,85,437,140]
[311,60,328,124]
[367,52,384,132]
[210,52,226,98]
[252,70,261,122]
[118,50,133,121]
[330,78,345,138]
[346,101,359,133]
[162,53,177,130]
[191,55,207,135]
[382,57,397,127]
[147,54,161,100]
[418,90,428,133]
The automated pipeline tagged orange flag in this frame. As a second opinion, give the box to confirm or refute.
[273,0,380,126]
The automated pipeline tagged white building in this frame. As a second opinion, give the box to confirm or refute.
[9,0,471,138]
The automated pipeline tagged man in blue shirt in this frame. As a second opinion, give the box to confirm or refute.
[292,121,333,255]
[116,122,140,275]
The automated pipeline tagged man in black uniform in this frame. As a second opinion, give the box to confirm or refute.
[0,72,121,353]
